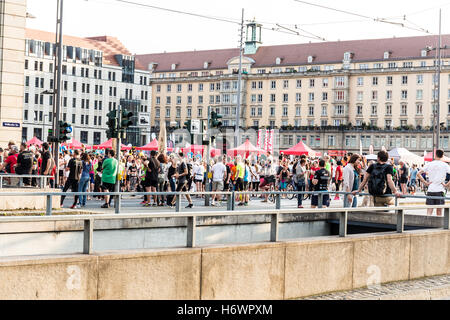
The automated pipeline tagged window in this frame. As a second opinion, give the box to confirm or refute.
[166,96,171,104]
[372,77,378,85]
[283,94,288,102]
[210,83,215,91]
[296,93,301,102]
[308,93,314,102]
[258,81,263,89]
[387,76,393,85]
[271,81,276,89]
[198,96,203,104]
[322,78,328,87]
[165,108,171,118]
[386,90,392,100]
[402,75,408,85]
[308,105,314,116]
[357,77,364,86]
[177,84,182,92]
[156,85,161,93]
[296,80,302,88]
[357,105,363,115]
[385,119,392,128]
[401,104,407,115]
[296,106,301,117]
[401,90,408,99]
[309,79,315,88]
[357,91,363,101]
[335,91,345,101]
[417,104,423,115]
[251,94,256,103]
[334,105,344,115]
[198,83,203,91]
[270,107,275,117]
[372,91,378,100]
[322,92,328,101]
[167,84,171,92]
[417,89,423,100]
[283,80,289,89]
[187,96,192,104]
[335,76,345,87]
[322,105,327,116]
[258,107,263,116]
[386,104,392,115]
[197,107,202,117]
[371,105,377,115]
[258,94,263,102]
[270,94,276,103]
[283,106,288,117]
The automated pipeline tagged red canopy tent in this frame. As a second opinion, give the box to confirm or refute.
[62,138,88,149]
[226,139,267,158]
[282,141,319,157]
[210,148,221,157]
[91,138,131,150]
[26,136,43,146]
[424,151,450,162]
[136,139,159,151]
[136,139,173,152]
[182,144,205,154]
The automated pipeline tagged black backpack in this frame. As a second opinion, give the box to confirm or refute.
[368,163,388,196]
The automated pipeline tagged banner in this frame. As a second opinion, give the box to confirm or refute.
[268,129,274,153]
[264,129,269,152]
[256,129,263,149]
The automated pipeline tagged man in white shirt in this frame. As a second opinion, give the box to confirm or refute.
[211,156,226,206]
[418,149,450,216]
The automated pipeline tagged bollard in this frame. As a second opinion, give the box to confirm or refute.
[231,191,235,211]
[275,193,281,210]
[227,193,232,211]
[187,216,196,247]
[395,196,398,207]
[270,213,279,242]
[115,194,121,214]
[444,208,449,230]
[83,219,94,254]
[339,211,348,237]
[396,209,404,233]
[175,194,181,212]
[46,194,53,216]
[318,193,323,208]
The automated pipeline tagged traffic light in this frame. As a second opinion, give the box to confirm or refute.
[47,128,57,143]
[184,119,192,131]
[210,111,223,128]
[58,121,72,143]
[106,110,118,139]
[120,108,133,131]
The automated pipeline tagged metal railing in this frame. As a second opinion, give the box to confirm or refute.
[0,174,53,189]
[1,190,450,215]
[0,204,448,255]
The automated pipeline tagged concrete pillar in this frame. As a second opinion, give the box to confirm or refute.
[0,0,26,146]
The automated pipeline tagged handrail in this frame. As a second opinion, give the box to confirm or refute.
[0,174,53,189]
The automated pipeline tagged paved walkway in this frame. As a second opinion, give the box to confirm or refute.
[302,274,450,300]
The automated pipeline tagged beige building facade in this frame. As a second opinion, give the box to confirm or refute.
[137,28,450,155]
[0,0,26,147]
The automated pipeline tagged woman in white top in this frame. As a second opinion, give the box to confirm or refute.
[193,160,204,197]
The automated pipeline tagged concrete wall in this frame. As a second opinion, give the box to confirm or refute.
[0,188,61,210]
[0,229,449,299]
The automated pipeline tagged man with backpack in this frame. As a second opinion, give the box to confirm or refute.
[353,150,401,206]
[15,143,34,186]
[311,159,331,208]
[418,149,450,216]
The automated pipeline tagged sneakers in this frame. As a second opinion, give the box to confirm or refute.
[298,205,304,209]
[140,201,147,205]
[185,203,193,209]
[101,203,109,209]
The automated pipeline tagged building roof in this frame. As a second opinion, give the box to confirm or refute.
[136,34,450,72]
[25,29,145,69]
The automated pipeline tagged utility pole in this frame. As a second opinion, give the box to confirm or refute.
[114,104,122,212]
[432,9,443,160]
[52,0,64,185]
[234,8,244,147]
[205,105,211,206]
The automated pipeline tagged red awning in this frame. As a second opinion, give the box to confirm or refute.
[91,138,131,150]
[328,150,347,157]
[26,136,43,146]
[282,141,318,157]
[226,139,267,158]
[62,138,88,149]
[136,139,159,151]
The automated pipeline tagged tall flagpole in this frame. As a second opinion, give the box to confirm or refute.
[234,8,244,147]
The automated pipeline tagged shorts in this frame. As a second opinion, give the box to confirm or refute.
[59,169,64,177]
[212,180,224,191]
[426,192,445,205]
[373,196,394,207]
[101,182,115,192]
[144,179,158,188]
[89,173,95,184]
[194,178,203,183]
[243,181,249,191]
[236,178,244,191]
[280,181,287,190]
[409,179,416,187]
[311,193,330,207]
[400,177,408,184]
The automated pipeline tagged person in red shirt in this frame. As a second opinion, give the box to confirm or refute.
[0,145,18,173]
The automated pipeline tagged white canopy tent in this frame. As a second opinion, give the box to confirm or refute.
[389,147,424,166]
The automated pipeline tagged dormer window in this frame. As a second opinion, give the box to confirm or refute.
[307,55,314,63]
[171,63,177,70]
[421,49,428,57]
[384,51,391,59]
[148,62,158,71]
[203,61,210,69]
[276,57,282,65]
[343,52,353,61]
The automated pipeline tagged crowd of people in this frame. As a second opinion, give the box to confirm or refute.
[2,139,450,215]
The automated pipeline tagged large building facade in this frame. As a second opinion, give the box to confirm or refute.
[22,29,152,146]
[137,26,450,154]
[0,0,26,147]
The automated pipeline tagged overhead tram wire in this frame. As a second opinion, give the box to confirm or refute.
[293,0,432,34]
[82,0,327,41]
